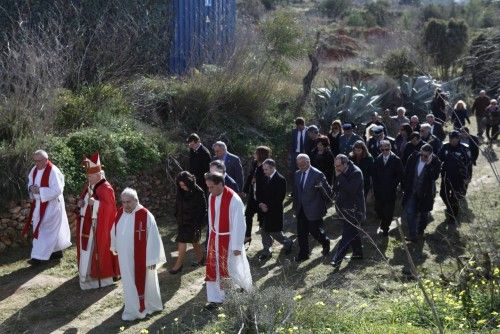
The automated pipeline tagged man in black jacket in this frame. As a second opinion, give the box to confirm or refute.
[372,140,403,237]
[257,159,293,261]
[426,114,446,142]
[438,131,472,224]
[459,127,479,194]
[367,125,395,158]
[420,123,443,154]
[187,133,212,193]
[402,132,425,166]
[331,154,366,268]
[402,144,441,242]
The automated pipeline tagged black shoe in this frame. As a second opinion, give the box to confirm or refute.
[49,250,63,260]
[322,241,331,256]
[258,253,272,262]
[169,265,183,275]
[192,256,205,267]
[330,260,342,268]
[27,258,45,266]
[244,237,252,246]
[294,255,309,263]
[113,276,121,282]
[405,236,418,243]
[204,302,221,310]
[284,241,293,255]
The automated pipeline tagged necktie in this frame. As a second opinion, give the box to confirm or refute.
[298,130,303,153]
[300,171,306,189]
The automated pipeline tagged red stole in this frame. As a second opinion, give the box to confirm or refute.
[115,206,148,313]
[22,161,53,239]
[205,187,234,282]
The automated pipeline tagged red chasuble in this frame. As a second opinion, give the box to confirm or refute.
[22,161,53,239]
[115,207,148,312]
[76,179,120,278]
[205,186,234,283]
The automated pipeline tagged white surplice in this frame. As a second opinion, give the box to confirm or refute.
[28,164,71,260]
[110,204,166,321]
[206,191,252,303]
[78,191,113,290]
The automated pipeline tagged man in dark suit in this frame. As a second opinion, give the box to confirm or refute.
[257,159,293,261]
[459,127,479,194]
[372,140,404,236]
[330,154,366,268]
[402,144,441,242]
[367,125,396,158]
[438,131,472,224]
[420,123,443,154]
[292,154,333,262]
[290,117,312,178]
[209,160,239,193]
[187,133,212,193]
[426,114,446,142]
[212,141,244,191]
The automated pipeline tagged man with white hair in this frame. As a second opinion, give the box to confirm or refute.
[419,123,443,154]
[212,141,244,191]
[111,188,166,321]
[22,150,71,265]
[391,107,410,128]
[293,153,332,262]
[76,152,120,289]
[426,114,446,141]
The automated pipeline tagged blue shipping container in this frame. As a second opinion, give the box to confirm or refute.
[169,0,236,74]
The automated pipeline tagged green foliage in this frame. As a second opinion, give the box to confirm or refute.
[464,33,500,94]
[261,11,309,74]
[364,0,392,27]
[318,0,352,18]
[55,85,132,132]
[346,9,367,27]
[423,19,468,79]
[383,49,419,79]
[421,4,444,22]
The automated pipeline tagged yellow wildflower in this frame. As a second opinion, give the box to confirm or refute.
[293,295,302,301]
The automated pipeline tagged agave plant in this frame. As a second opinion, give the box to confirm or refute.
[399,75,463,120]
[313,78,384,129]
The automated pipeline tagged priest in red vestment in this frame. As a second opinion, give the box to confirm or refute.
[204,172,252,309]
[76,152,119,290]
[111,188,166,321]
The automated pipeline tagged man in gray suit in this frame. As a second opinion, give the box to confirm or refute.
[292,154,333,262]
[212,141,244,191]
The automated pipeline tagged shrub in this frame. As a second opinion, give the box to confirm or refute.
[383,49,419,79]
[55,84,133,132]
[346,9,366,27]
[319,0,352,18]
[364,0,392,27]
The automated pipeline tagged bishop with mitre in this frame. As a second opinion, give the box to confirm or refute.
[111,188,166,321]
[204,172,252,309]
[77,152,120,289]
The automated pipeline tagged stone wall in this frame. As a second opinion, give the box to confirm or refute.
[0,169,174,254]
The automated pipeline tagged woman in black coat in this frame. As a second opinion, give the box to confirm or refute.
[327,119,343,157]
[311,135,335,185]
[170,171,206,274]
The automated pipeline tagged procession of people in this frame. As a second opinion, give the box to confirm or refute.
[21,90,495,321]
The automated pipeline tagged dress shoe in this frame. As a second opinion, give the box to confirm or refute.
[49,250,63,260]
[322,241,331,256]
[258,253,272,262]
[192,256,206,267]
[169,265,183,275]
[27,258,45,266]
[330,260,342,268]
[294,255,309,263]
[204,302,221,310]
[283,241,293,255]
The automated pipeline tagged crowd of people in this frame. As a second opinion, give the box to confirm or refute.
[21,89,498,321]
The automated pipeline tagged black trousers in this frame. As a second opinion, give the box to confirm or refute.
[375,194,397,232]
[297,209,329,258]
[440,178,465,221]
[332,219,363,263]
[245,197,262,238]
[486,123,499,141]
